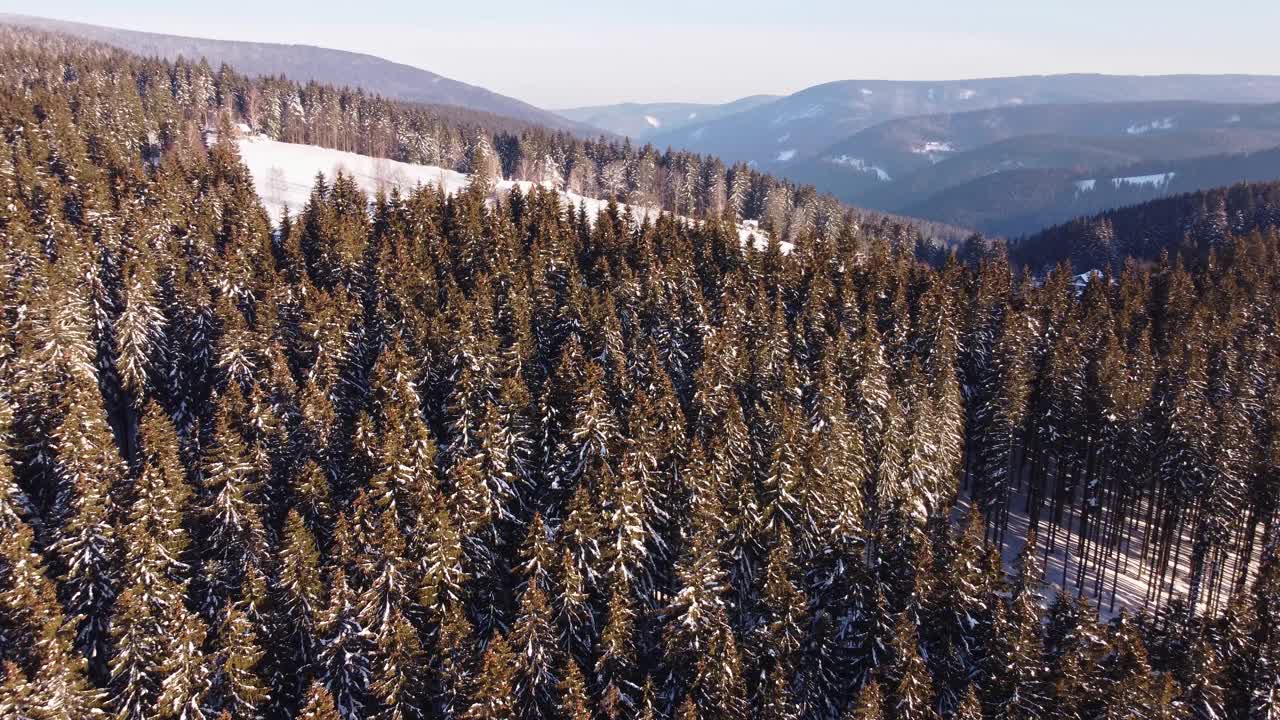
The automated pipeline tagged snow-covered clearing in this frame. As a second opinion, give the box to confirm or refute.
[828,155,893,181]
[1126,117,1176,135]
[1112,172,1176,189]
[1073,173,1176,193]
[776,149,797,162]
[913,141,955,155]
[911,141,955,164]
[956,490,1261,621]
[227,131,786,252]
[644,115,661,128]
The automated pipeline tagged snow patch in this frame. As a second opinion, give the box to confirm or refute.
[775,149,797,162]
[1126,117,1175,135]
[1074,179,1097,192]
[688,111,698,120]
[644,115,661,129]
[911,141,955,163]
[1112,171,1176,188]
[958,89,977,100]
[1006,97,1025,105]
[860,88,874,96]
[828,155,892,181]
[225,131,787,255]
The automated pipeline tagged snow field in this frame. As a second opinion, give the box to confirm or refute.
[227,131,786,253]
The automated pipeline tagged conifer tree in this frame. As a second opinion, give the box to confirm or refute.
[463,634,517,720]
[209,599,269,719]
[558,656,593,720]
[298,682,343,720]
[889,615,939,720]
[316,556,371,720]
[509,582,559,720]
[369,609,426,720]
[845,679,885,720]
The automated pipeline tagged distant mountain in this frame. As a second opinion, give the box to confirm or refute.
[793,101,1280,199]
[904,146,1280,239]
[0,13,605,136]
[1012,180,1280,271]
[771,100,1280,237]
[555,95,778,140]
[649,75,1280,171]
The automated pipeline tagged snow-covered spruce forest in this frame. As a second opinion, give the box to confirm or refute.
[1,25,1280,720]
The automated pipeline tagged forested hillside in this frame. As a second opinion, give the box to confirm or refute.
[0,25,972,250]
[0,13,605,136]
[2,20,1280,720]
[1013,181,1280,271]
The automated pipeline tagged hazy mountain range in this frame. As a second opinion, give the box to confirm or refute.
[0,13,604,136]
[555,95,778,141]
[10,12,1280,240]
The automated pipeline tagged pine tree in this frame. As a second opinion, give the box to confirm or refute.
[209,600,270,719]
[1104,615,1157,719]
[463,634,517,720]
[844,679,885,720]
[953,685,982,720]
[316,556,371,720]
[889,615,938,720]
[986,531,1048,720]
[298,682,343,720]
[558,657,593,720]
[509,582,559,720]
[596,573,640,720]
[154,602,213,720]
[369,609,426,720]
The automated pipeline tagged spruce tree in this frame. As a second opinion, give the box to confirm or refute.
[463,634,517,720]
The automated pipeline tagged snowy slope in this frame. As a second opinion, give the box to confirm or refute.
[229,131,783,251]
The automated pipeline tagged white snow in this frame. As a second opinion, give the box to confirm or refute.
[1074,179,1098,192]
[234,132,472,219]
[1112,172,1175,188]
[958,89,977,100]
[225,131,788,253]
[911,141,956,163]
[915,141,955,154]
[828,155,893,181]
[644,115,661,129]
[1126,117,1176,135]
[1006,97,1025,105]
[775,149,797,162]
[860,88,874,96]
[958,486,1260,620]
[688,112,698,120]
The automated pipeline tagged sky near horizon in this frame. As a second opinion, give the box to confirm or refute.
[5,1,1278,108]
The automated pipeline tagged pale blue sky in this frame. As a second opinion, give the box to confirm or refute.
[6,1,1277,107]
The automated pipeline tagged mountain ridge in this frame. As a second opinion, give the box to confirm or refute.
[0,12,608,137]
